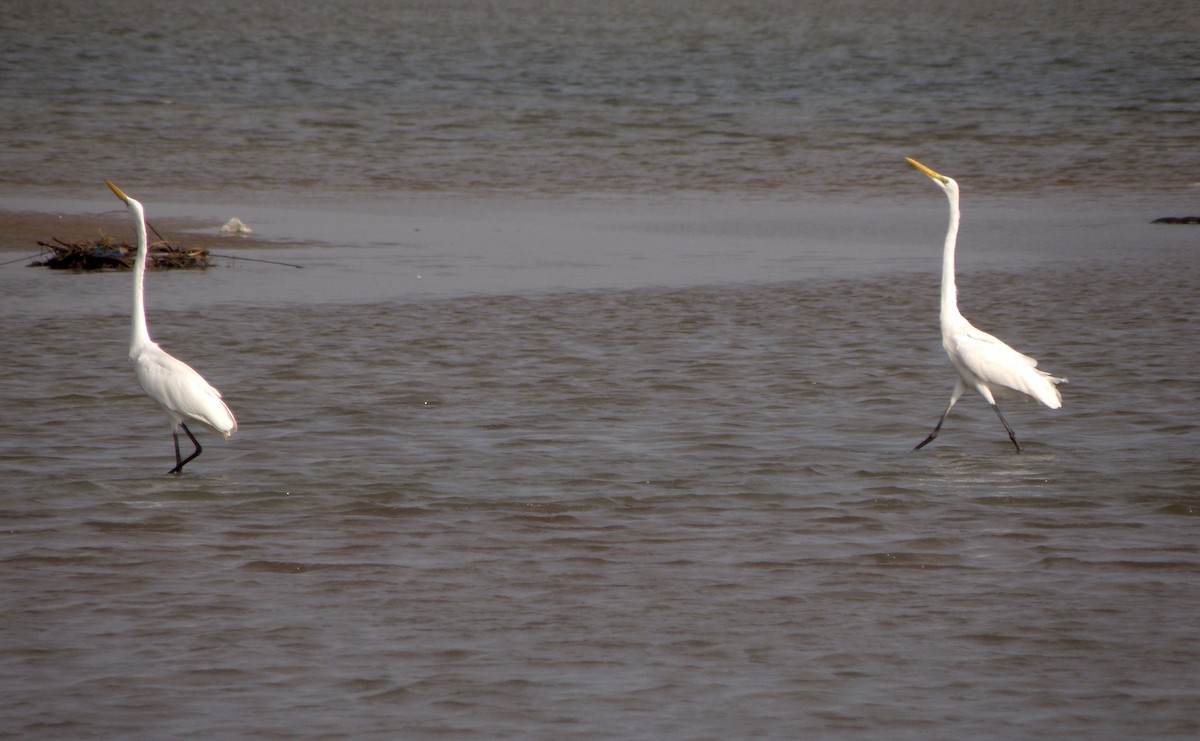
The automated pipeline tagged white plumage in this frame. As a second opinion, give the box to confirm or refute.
[106,179,237,473]
[907,158,1065,451]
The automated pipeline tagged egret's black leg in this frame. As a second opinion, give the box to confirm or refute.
[915,412,947,449]
[991,404,1022,453]
[916,383,968,451]
[168,423,203,474]
[915,399,958,450]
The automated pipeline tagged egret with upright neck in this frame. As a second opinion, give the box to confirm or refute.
[906,158,1066,452]
[106,179,237,473]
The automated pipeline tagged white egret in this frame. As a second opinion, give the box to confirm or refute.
[106,180,237,473]
[906,158,1065,452]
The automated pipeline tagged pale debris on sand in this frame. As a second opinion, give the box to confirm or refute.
[220,217,253,234]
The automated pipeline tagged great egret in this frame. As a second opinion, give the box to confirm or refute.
[906,158,1065,452]
[105,180,237,473]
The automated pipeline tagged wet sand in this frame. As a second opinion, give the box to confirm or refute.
[0,209,302,256]
[2,190,1186,283]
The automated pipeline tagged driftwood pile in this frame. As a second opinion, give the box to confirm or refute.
[31,236,209,271]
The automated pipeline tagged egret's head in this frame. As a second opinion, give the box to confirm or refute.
[105,179,144,218]
[105,179,130,204]
[906,157,957,196]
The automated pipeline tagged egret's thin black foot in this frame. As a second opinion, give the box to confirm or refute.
[915,412,949,451]
[991,404,1022,453]
[167,424,203,475]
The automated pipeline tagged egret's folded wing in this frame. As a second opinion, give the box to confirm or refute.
[136,349,238,436]
[951,331,1062,408]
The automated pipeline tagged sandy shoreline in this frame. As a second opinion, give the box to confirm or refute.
[0,209,303,254]
[3,191,1184,252]
[2,192,1191,299]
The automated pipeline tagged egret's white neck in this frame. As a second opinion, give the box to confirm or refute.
[940,187,962,327]
[129,199,153,354]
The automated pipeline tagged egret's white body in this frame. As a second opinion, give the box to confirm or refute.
[107,180,237,473]
[907,158,1065,452]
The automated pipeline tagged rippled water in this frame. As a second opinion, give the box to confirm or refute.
[3,205,1199,737]
[2,1,1200,738]
[2,0,1198,202]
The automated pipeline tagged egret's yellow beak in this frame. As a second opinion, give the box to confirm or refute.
[105,179,129,203]
[906,157,949,185]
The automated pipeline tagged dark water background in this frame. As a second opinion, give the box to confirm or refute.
[2,0,1198,203]
[1,1,1198,738]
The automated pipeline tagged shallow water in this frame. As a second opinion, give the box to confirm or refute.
[2,0,1200,738]
[2,209,1199,737]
